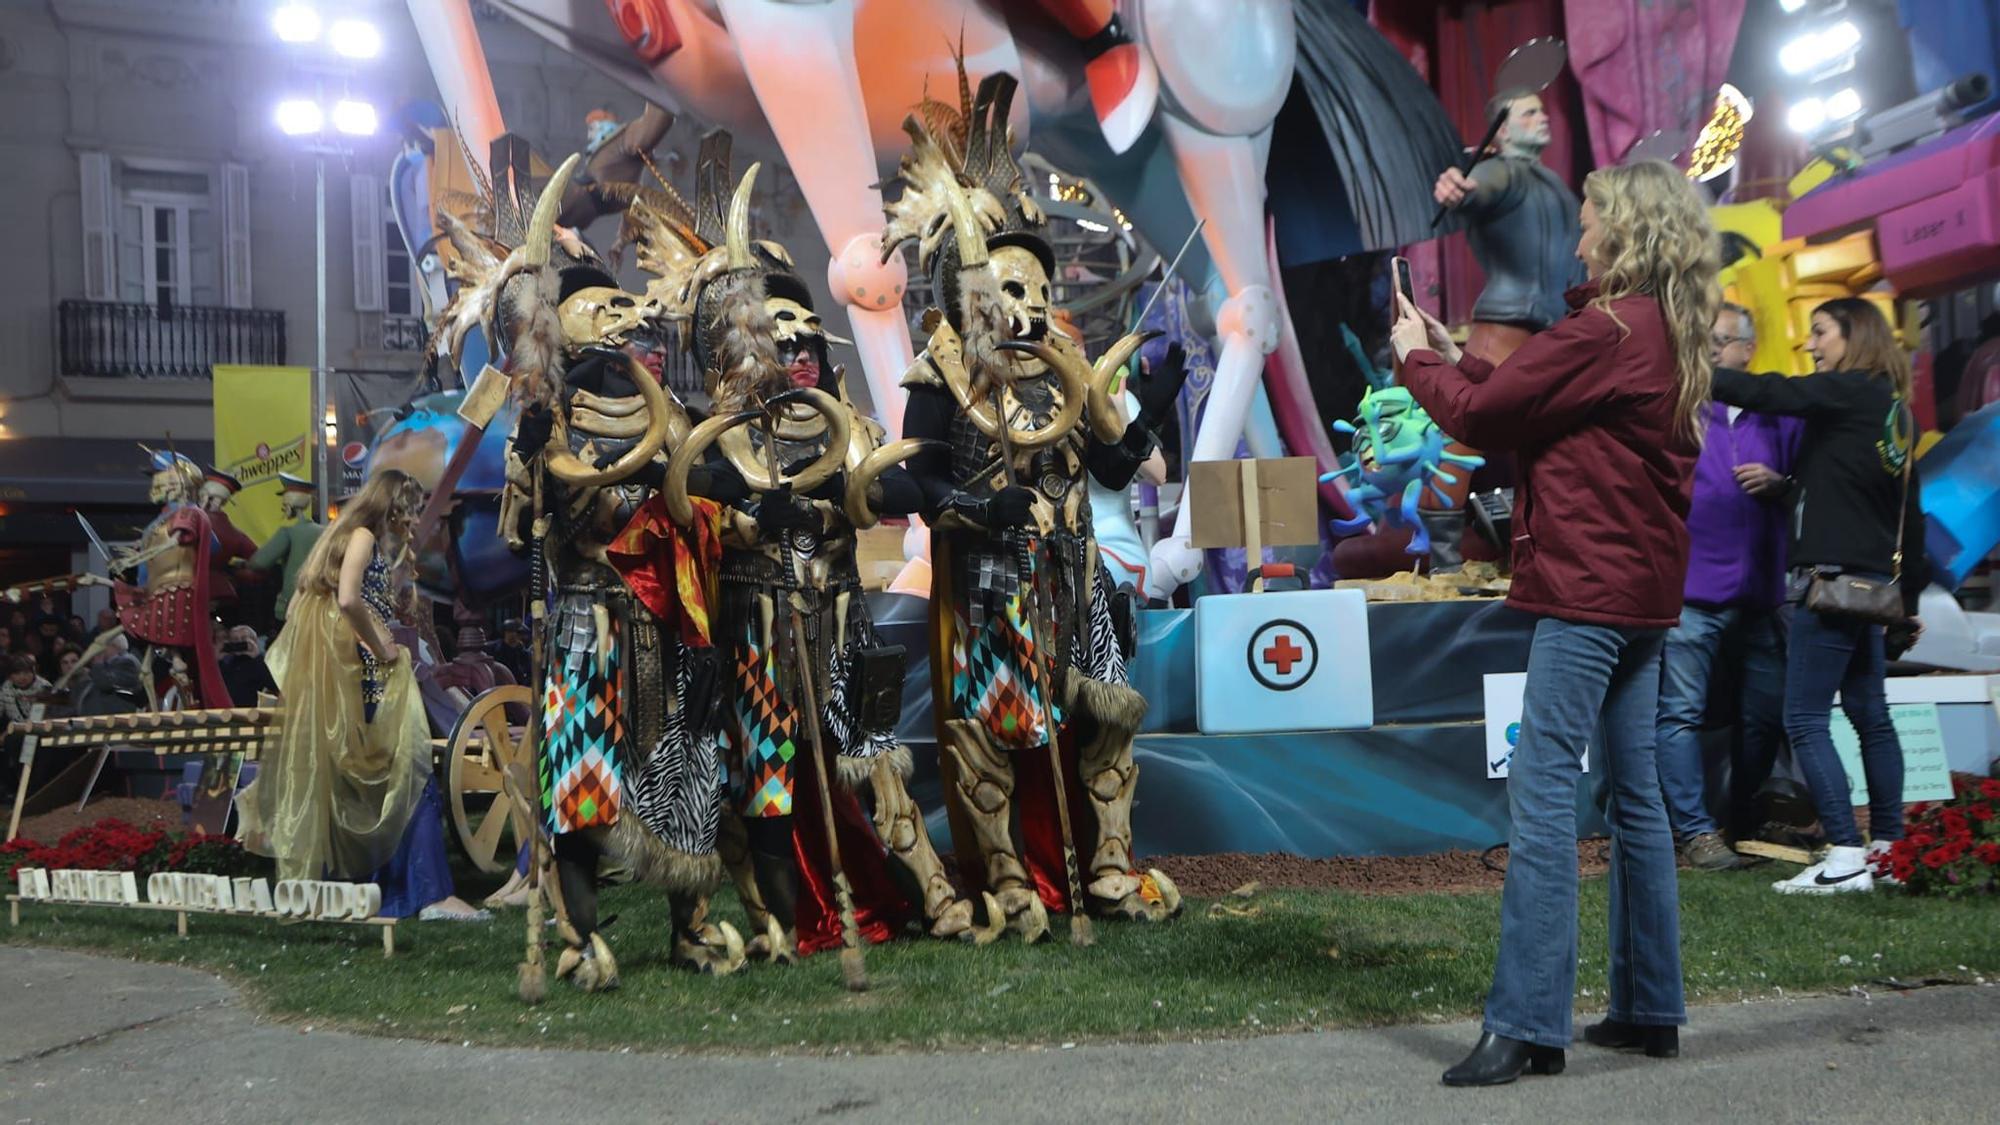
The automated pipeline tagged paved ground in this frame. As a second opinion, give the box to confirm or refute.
[3,946,1997,1124]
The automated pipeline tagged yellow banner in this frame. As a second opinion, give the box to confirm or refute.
[212,365,314,543]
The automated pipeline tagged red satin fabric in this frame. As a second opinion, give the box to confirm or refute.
[789,750,915,956]
[605,494,721,647]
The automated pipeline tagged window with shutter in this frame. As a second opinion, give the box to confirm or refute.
[223,163,252,308]
[351,172,384,312]
[79,152,118,301]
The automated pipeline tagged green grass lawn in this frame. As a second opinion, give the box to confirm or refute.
[9,869,1999,1053]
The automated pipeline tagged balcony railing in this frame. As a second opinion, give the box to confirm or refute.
[59,299,287,379]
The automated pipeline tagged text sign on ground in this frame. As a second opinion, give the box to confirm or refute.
[1832,702,1954,804]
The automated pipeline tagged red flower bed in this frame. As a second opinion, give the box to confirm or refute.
[2,818,262,883]
[1872,774,2000,897]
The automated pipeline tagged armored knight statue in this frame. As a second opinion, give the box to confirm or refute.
[881,68,1185,936]
[468,156,744,989]
[110,450,229,710]
[633,133,982,960]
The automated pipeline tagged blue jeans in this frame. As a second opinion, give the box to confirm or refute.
[1655,604,1787,839]
[1487,618,1685,1048]
[1784,593,1903,848]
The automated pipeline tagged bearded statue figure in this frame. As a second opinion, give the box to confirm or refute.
[882,68,1186,936]
[477,154,744,990]
[110,450,230,710]
[630,131,984,960]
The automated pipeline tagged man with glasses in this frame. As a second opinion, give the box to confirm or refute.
[1654,302,1801,868]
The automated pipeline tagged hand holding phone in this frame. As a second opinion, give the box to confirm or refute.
[1393,256,1417,306]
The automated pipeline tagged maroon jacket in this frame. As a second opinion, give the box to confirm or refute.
[1401,285,1697,629]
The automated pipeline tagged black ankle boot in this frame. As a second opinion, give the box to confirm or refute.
[1441,1032,1566,1087]
[1582,1018,1679,1057]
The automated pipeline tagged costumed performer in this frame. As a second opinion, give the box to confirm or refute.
[241,468,488,920]
[882,65,1185,936]
[488,155,744,988]
[632,134,980,959]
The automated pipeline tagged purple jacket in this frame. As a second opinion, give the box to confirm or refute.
[1683,404,1802,608]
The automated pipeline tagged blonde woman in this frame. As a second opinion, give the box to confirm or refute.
[1393,160,1718,1084]
[243,469,484,920]
[1711,298,1929,894]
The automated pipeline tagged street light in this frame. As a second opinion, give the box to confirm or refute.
[329,19,382,60]
[272,6,379,521]
[272,4,320,43]
[274,98,324,136]
[331,99,378,136]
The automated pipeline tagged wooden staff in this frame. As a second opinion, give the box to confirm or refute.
[760,415,869,991]
[517,465,549,1004]
[991,385,1094,947]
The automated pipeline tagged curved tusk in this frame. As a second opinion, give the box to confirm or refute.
[523,154,582,270]
[726,163,760,272]
[752,388,850,494]
[844,437,946,530]
[718,920,747,973]
[663,407,760,526]
[1085,331,1159,443]
[544,351,682,487]
[992,339,1088,449]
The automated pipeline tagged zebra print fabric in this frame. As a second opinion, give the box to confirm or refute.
[622,637,724,860]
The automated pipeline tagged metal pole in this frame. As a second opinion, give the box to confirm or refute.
[314,151,330,521]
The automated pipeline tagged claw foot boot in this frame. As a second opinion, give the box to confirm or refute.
[1441,1032,1565,1087]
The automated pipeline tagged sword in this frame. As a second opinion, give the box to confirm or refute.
[1129,219,1206,335]
[75,512,114,563]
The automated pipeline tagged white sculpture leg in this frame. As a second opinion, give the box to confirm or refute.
[405,0,506,157]
[1145,117,1282,599]
[714,0,915,431]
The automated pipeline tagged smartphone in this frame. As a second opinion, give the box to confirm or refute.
[1392,256,1417,307]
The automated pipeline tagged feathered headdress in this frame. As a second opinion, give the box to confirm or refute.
[879,58,1047,280]
[605,131,797,409]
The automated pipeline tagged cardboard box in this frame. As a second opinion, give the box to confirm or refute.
[854,525,909,591]
[1187,458,1320,550]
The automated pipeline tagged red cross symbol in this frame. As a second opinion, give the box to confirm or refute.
[1262,632,1304,675]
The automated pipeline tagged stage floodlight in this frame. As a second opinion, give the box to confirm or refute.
[329,19,382,59]
[275,98,324,136]
[1780,20,1861,75]
[272,4,321,43]
[1825,87,1864,121]
[331,99,378,136]
[1787,98,1828,134]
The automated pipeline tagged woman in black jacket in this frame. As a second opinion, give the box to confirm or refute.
[1710,298,1926,896]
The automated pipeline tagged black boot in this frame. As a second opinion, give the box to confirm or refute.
[1582,1019,1679,1057]
[745,816,799,932]
[1441,1032,1566,1087]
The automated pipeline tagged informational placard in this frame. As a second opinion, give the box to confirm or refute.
[1831,702,1953,804]
[1482,672,1588,779]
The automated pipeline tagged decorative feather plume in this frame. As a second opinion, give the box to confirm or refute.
[706,273,785,413]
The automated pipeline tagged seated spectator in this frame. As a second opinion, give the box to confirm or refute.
[219,625,279,707]
[2,654,52,725]
[1654,303,1801,870]
[75,633,146,716]
[91,608,119,640]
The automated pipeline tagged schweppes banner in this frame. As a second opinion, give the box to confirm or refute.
[212,365,315,542]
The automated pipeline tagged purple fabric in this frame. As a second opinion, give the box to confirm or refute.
[1683,404,1802,609]
[1567,0,1747,168]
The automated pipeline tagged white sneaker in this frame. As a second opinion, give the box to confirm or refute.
[1773,846,1873,895]
[1867,839,1901,886]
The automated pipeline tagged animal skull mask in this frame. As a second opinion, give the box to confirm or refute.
[558,286,650,352]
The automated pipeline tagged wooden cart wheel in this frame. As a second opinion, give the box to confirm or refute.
[444,685,535,874]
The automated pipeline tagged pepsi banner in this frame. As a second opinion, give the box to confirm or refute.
[332,369,426,496]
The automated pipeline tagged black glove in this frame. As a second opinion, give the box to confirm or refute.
[985,485,1037,530]
[1133,343,1189,432]
[686,464,749,507]
[512,406,555,459]
[750,485,818,533]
